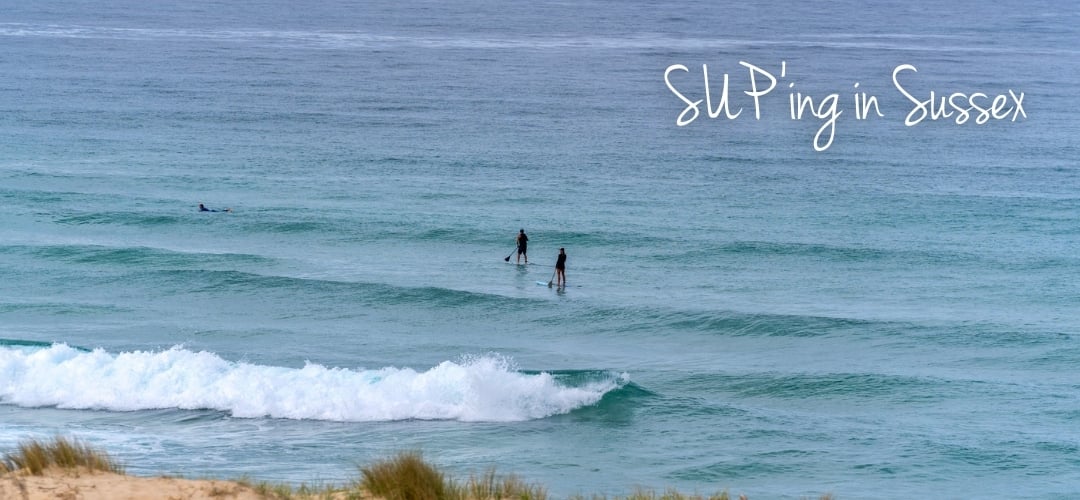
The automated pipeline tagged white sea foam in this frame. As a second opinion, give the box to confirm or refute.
[0,344,622,422]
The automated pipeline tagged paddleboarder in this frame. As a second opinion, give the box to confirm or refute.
[515,229,529,264]
[554,247,566,288]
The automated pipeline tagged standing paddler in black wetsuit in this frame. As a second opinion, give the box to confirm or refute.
[554,247,566,288]
[515,228,529,264]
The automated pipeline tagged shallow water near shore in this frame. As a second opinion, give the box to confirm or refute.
[2,0,1079,498]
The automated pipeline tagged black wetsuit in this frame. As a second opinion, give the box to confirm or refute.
[517,234,528,255]
[555,253,566,270]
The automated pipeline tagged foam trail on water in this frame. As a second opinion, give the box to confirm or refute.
[0,345,624,422]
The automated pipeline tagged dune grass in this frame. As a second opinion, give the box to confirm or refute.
[358,451,547,500]
[1,437,832,499]
[0,436,123,476]
[238,477,364,500]
[360,451,453,500]
[458,467,548,500]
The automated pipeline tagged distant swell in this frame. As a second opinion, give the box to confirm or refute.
[56,212,185,227]
[657,309,874,337]
[658,240,974,265]
[6,244,274,268]
[0,345,626,422]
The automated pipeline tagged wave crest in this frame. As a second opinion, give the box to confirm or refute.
[0,345,625,422]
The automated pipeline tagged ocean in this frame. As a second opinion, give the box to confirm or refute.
[1,0,1079,498]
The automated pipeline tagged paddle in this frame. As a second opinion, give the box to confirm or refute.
[547,270,556,287]
[504,248,516,262]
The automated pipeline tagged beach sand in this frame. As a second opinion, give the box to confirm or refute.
[0,467,321,500]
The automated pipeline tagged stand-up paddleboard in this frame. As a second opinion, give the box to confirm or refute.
[536,281,576,288]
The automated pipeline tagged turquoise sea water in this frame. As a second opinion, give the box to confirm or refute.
[2,0,1079,498]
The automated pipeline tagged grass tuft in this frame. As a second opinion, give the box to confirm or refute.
[361,451,451,500]
[358,452,547,500]
[237,476,366,500]
[460,467,547,500]
[0,436,123,476]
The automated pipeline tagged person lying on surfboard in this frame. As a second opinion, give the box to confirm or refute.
[198,203,232,213]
